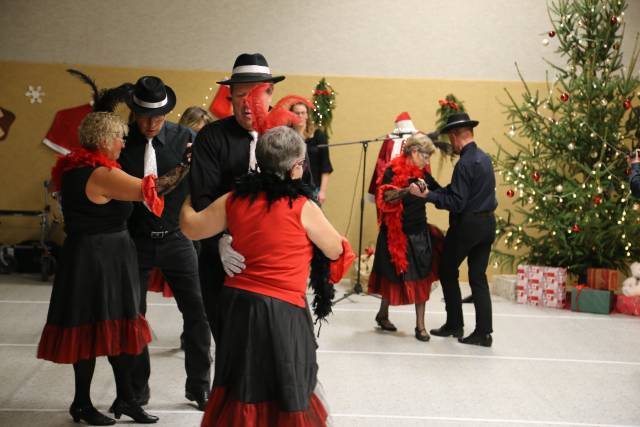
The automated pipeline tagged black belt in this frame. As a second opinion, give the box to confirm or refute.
[136,230,178,239]
[471,210,495,216]
[454,210,495,220]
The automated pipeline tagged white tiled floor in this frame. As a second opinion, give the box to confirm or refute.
[1,274,639,426]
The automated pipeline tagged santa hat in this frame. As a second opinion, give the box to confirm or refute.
[42,103,93,155]
[392,112,417,136]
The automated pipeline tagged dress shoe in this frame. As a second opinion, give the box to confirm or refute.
[461,294,474,303]
[458,331,493,347]
[429,324,464,338]
[69,403,116,425]
[186,389,210,411]
[111,398,158,424]
[375,314,397,332]
[414,327,430,342]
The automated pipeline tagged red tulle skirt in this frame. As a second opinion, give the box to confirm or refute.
[38,315,151,364]
[368,272,433,305]
[201,387,329,427]
[147,268,174,298]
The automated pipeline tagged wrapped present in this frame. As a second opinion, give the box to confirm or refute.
[542,267,567,308]
[490,275,517,301]
[516,265,528,304]
[516,264,566,308]
[571,286,613,314]
[615,295,640,316]
[586,268,620,292]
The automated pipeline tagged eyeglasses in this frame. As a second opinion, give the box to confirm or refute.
[417,150,431,159]
[292,158,307,169]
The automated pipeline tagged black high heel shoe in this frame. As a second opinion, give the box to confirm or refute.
[69,403,116,425]
[375,314,397,331]
[414,327,430,342]
[111,398,159,424]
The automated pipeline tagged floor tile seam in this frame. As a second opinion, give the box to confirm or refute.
[331,413,640,427]
[316,349,640,366]
[0,408,637,426]
[3,343,639,366]
[1,299,635,323]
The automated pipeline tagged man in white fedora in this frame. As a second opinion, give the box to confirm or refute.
[118,76,211,410]
[189,53,289,340]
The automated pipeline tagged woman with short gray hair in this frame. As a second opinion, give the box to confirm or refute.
[181,125,354,426]
[255,124,307,178]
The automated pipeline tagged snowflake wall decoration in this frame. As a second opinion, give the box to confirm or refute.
[25,85,45,104]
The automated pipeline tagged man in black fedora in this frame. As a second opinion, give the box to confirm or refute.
[118,76,211,410]
[425,112,497,347]
[189,53,296,339]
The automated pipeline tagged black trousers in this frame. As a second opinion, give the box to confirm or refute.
[198,238,225,342]
[439,214,496,334]
[132,231,211,398]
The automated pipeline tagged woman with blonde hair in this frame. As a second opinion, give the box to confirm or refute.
[288,100,333,204]
[367,132,442,342]
[37,111,188,425]
[179,106,215,132]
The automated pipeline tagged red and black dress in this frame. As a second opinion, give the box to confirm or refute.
[367,156,443,305]
[201,178,329,427]
[37,153,151,364]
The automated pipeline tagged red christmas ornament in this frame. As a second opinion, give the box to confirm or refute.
[593,195,602,205]
[626,168,632,176]
[611,16,618,25]
[560,92,570,102]
[506,189,515,198]
[548,30,556,37]
[624,99,632,110]
[532,171,541,182]
[572,223,580,233]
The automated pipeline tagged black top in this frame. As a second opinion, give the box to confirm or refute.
[61,167,132,236]
[426,142,497,215]
[631,163,640,198]
[305,129,333,188]
[118,121,194,236]
[382,167,441,234]
[190,116,254,212]
[190,116,315,213]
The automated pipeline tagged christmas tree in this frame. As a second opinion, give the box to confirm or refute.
[311,78,336,135]
[492,0,640,277]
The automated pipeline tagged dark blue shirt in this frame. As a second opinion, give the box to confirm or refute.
[631,163,640,198]
[118,121,194,235]
[426,142,497,214]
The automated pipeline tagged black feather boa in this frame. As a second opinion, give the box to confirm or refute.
[233,172,335,325]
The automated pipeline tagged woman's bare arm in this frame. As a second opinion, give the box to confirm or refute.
[180,193,229,240]
[301,200,343,260]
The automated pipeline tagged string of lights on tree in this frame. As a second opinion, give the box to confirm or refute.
[492,0,640,277]
[311,78,336,135]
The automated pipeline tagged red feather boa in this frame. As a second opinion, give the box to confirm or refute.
[246,84,304,134]
[51,147,120,191]
[375,155,428,275]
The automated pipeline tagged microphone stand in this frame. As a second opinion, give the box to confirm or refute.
[317,135,389,304]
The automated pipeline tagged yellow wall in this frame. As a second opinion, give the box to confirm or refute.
[0,60,546,278]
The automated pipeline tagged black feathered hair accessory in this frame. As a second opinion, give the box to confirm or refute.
[66,69,133,113]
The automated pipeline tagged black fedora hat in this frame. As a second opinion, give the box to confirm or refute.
[439,112,479,133]
[127,76,176,116]
[217,53,285,85]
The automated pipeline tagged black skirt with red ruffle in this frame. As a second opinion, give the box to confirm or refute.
[37,230,151,364]
[368,224,442,306]
[201,286,329,427]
